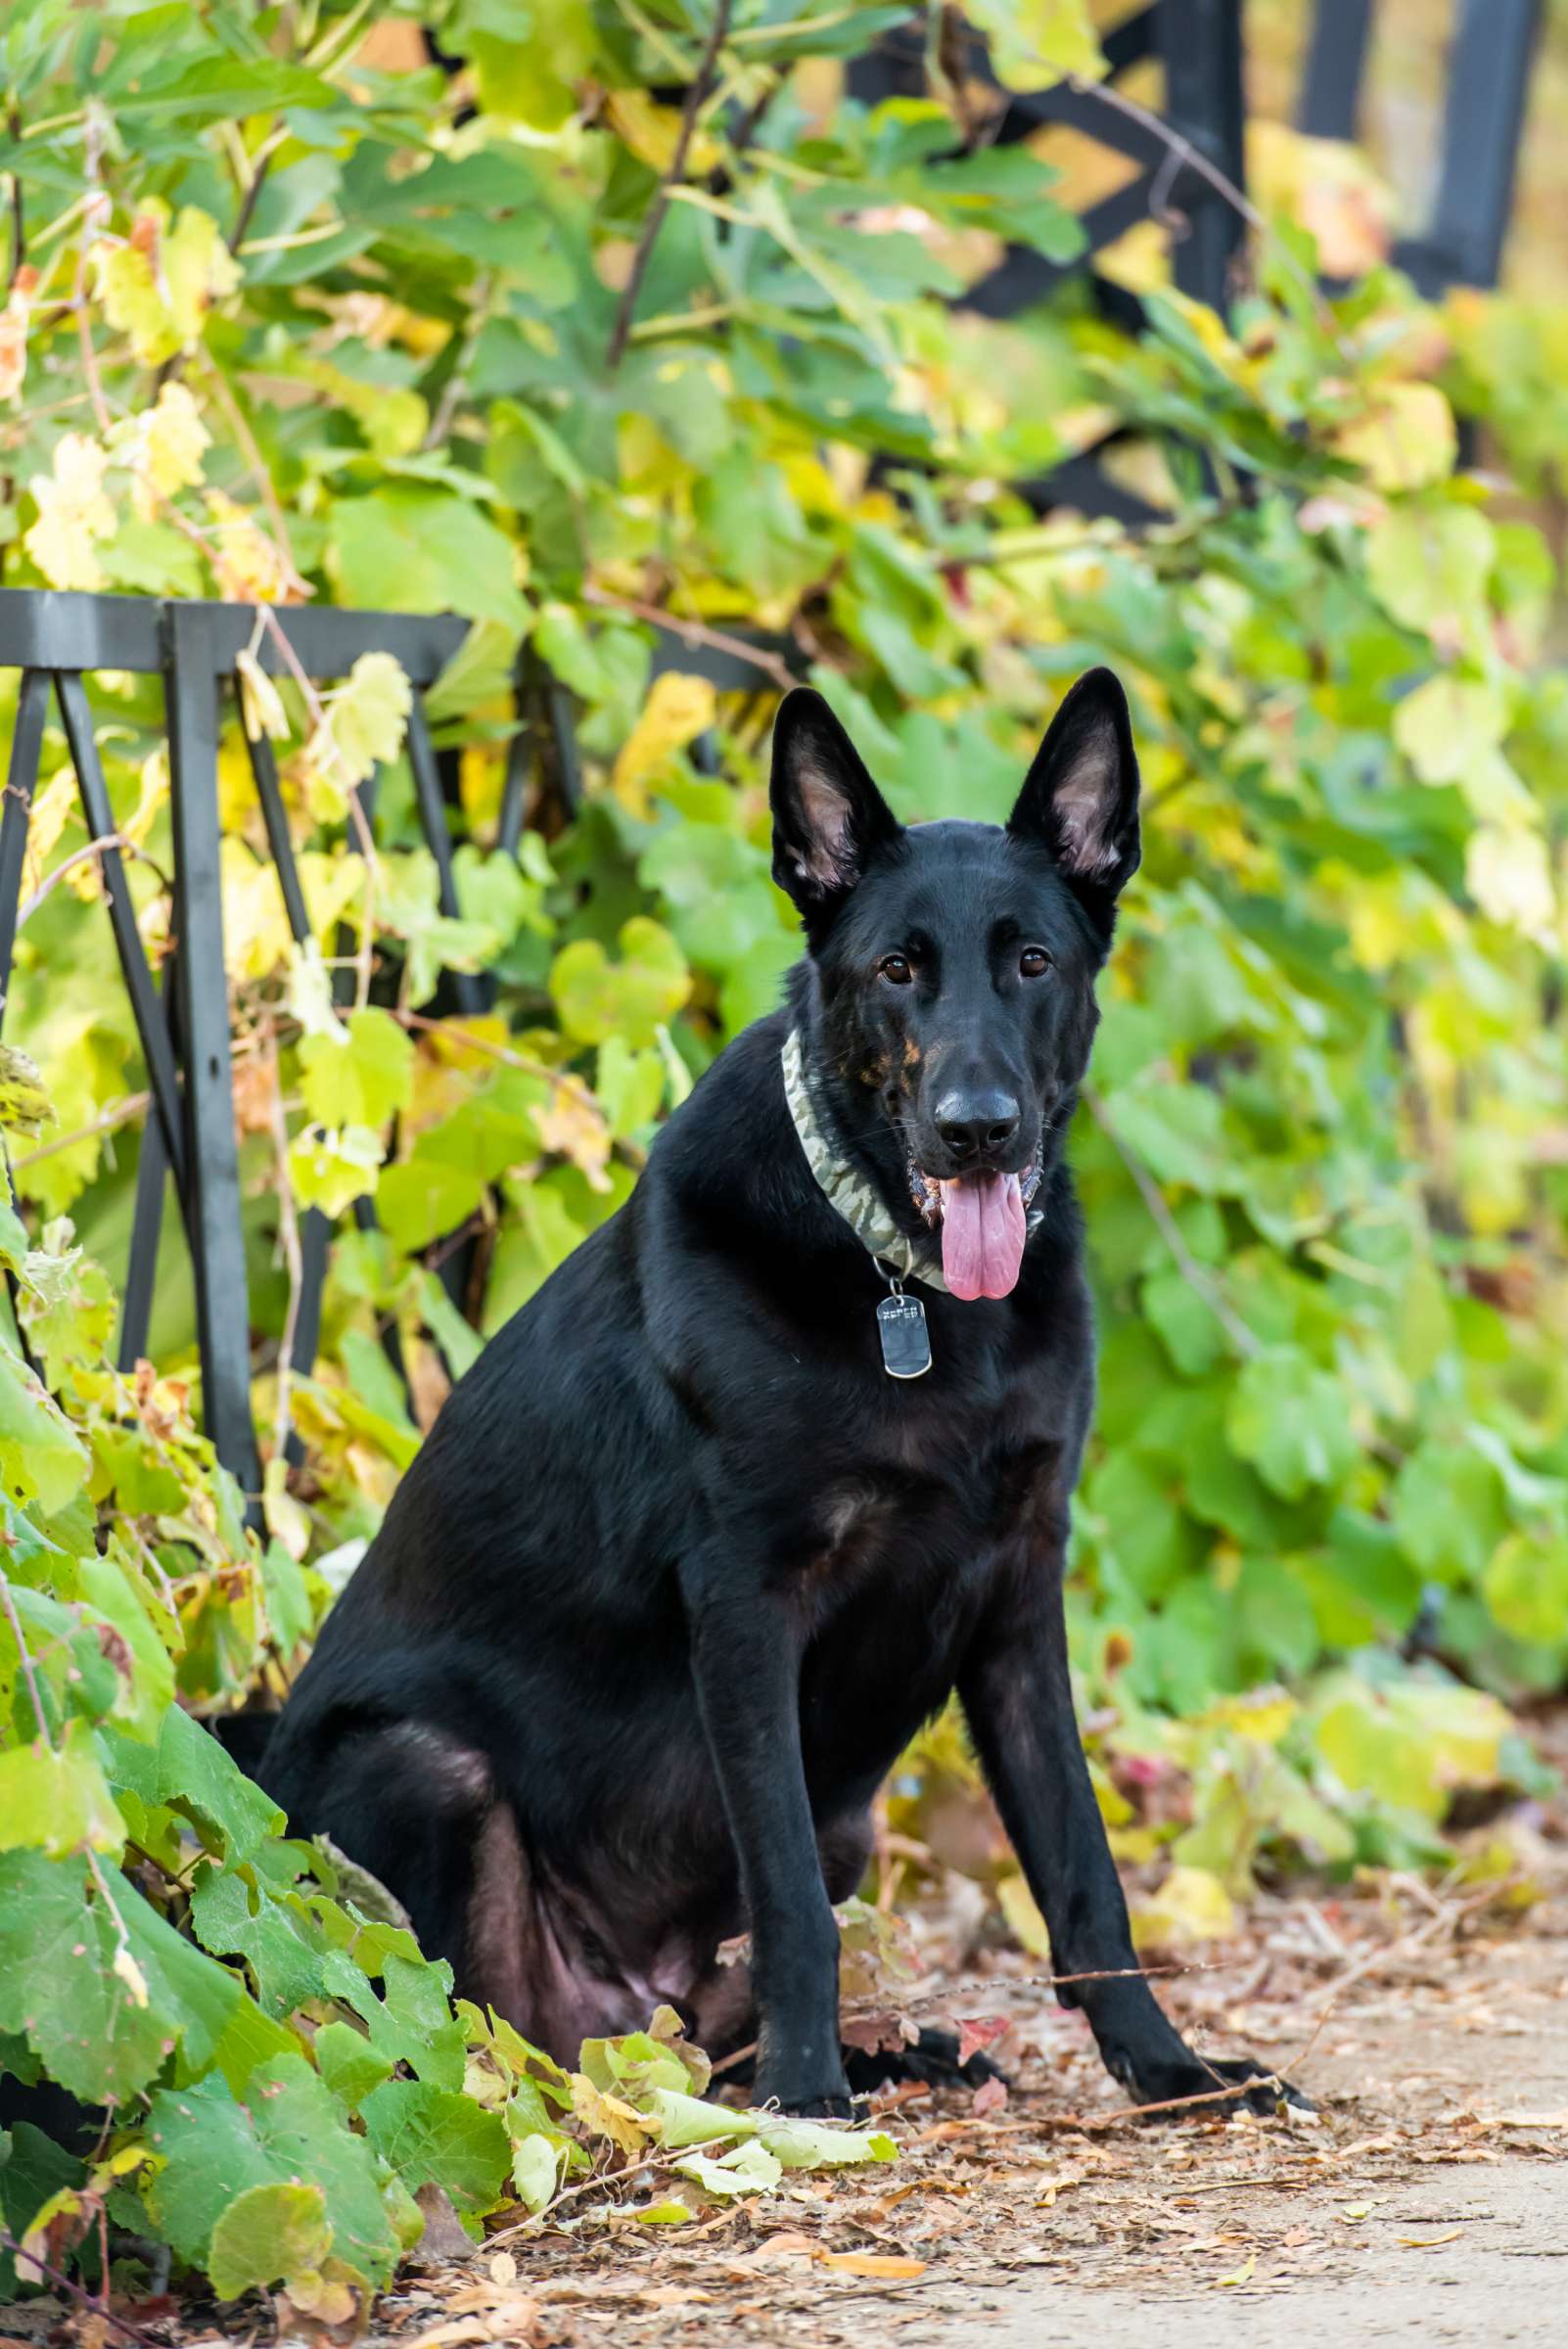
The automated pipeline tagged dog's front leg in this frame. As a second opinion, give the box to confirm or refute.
[682,1561,849,2116]
[958,1547,1302,2115]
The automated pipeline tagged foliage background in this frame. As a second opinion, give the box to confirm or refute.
[1,0,1567,2314]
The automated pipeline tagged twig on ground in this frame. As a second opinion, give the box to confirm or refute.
[497,2130,744,2234]
[0,2231,163,2349]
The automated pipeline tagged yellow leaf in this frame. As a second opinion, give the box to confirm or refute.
[0,271,35,402]
[263,1455,312,1562]
[974,0,1104,90]
[220,837,294,980]
[25,433,116,589]
[1248,122,1393,277]
[1200,1690,1297,1745]
[1331,381,1456,492]
[109,380,210,520]
[205,486,292,603]
[94,201,240,365]
[995,1869,1049,1958]
[1131,1865,1236,1950]
[819,2252,927,2280]
[1465,824,1555,942]
[303,652,413,808]
[235,647,290,743]
[533,1089,613,1191]
[1215,2249,1257,2286]
[571,2071,658,2156]
[612,671,717,816]
[23,766,83,899]
[604,88,720,176]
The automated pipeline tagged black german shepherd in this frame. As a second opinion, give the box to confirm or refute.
[263,670,1295,2117]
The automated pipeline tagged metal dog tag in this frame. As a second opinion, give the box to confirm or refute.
[877,1289,931,1380]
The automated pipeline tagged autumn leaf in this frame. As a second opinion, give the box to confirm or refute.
[204,487,293,603]
[0,267,36,402]
[94,201,241,365]
[612,671,717,817]
[110,381,211,520]
[24,434,116,589]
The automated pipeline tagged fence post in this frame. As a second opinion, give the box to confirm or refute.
[1158,0,1247,311]
[164,601,261,1504]
[1404,0,1542,294]
[1297,0,1374,140]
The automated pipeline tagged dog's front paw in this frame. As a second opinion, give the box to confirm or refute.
[1107,2042,1311,2118]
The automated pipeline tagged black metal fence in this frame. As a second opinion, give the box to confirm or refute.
[0,0,1542,1494]
[1300,0,1541,297]
[0,590,796,1500]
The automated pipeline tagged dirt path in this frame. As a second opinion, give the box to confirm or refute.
[368,1876,1567,2349]
[917,1919,1568,2349]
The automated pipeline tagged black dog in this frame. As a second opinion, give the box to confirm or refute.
[264,670,1294,2117]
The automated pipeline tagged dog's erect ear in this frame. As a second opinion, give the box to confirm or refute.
[770,688,901,918]
[1008,668,1140,917]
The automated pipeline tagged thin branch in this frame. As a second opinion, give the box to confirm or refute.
[0,2230,164,2349]
[580,582,795,692]
[0,1572,53,1744]
[19,831,133,924]
[421,271,493,451]
[8,1089,151,1173]
[606,0,735,373]
[1084,1086,1260,1358]
[239,612,380,1010]
[496,2128,748,2235]
[227,127,284,256]
[394,1009,604,1116]
[724,70,782,161]
[1064,70,1348,349]
[193,350,306,596]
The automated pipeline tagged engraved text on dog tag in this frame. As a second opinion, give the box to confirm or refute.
[877,1291,932,1379]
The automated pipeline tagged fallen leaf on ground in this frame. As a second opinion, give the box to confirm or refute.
[818,2252,927,2280]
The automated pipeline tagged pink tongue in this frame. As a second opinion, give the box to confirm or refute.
[940,1172,1027,1302]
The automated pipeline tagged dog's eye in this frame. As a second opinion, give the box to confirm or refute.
[878,953,914,986]
[1019,945,1052,978]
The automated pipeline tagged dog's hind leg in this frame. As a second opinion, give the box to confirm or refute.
[281,1720,494,1984]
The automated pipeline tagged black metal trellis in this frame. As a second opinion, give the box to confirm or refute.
[852,0,1539,521]
[845,2,1247,528]
[0,589,796,1501]
[1300,0,1543,297]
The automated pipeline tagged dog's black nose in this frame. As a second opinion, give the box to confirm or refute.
[935,1091,1021,1164]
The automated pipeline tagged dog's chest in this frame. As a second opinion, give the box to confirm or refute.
[804,1435,1054,1600]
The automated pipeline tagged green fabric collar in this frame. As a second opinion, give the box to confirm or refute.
[781,1028,948,1291]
